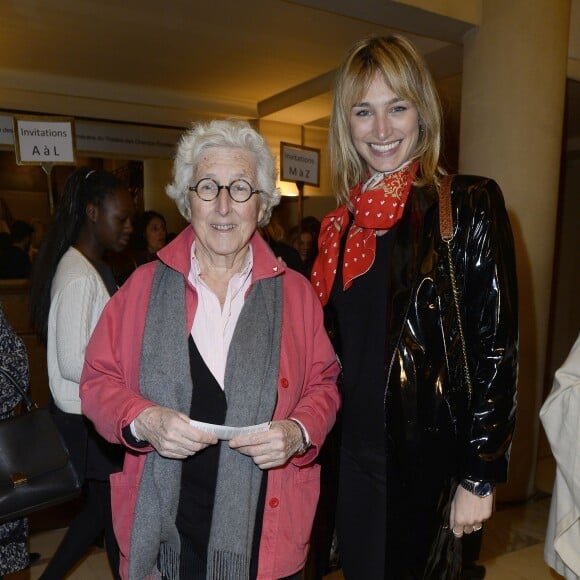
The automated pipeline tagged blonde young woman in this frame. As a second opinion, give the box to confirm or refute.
[312,35,518,579]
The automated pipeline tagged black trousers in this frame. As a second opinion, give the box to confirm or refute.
[336,446,386,580]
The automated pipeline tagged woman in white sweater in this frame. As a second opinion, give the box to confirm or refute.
[29,167,135,579]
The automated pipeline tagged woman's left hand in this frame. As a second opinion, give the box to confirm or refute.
[229,419,304,470]
[449,485,493,538]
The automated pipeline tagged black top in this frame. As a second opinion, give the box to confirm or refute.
[328,225,394,457]
[176,337,266,577]
[177,337,228,556]
[92,261,118,297]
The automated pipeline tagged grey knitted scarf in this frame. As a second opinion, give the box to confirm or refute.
[129,262,282,579]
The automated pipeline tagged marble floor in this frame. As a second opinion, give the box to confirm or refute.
[5,457,566,580]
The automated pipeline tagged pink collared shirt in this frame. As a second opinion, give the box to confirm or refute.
[188,242,309,444]
[188,241,253,389]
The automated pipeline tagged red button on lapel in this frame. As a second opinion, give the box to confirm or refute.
[269,497,280,508]
[280,378,289,388]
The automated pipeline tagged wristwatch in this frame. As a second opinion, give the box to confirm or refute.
[460,479,494,498]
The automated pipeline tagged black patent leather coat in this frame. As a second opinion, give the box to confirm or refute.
[384,174,518,487]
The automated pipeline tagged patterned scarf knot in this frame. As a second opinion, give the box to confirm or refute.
[311,162,417,305]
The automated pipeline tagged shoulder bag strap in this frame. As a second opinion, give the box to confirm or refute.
[438,175,473,404]
[0,366,36,411]
[439,175,455,242]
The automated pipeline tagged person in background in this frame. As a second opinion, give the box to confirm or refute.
[288,226,316,278]
[299,216,321,279]
[0,303,31,578]
[300,215,321,253]
[0,219,34,279]
[107,210,168,285]
[133,209,168,265]
[29,167,135,580]
[311,34,518,579]
[260,211,303,274]
[80,119,340,580]
[541,333,580,580]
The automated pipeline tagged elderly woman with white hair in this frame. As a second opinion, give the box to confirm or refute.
[80,119,340,580]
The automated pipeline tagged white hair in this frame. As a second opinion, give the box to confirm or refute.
[166,119,281,227]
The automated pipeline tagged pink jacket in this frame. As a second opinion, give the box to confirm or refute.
[80,226,340,579]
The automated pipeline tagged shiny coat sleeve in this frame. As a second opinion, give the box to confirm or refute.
[455,177,518,483]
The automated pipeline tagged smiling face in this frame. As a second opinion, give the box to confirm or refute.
[350,72,420,174]
[189,146,265,270]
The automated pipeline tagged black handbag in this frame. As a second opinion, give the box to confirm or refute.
[0,366,82,523]
[424,476,462,579]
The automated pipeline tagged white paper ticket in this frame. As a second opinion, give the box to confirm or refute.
[189,419,270,440]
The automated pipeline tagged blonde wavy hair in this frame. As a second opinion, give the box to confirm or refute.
[329,34,445,205]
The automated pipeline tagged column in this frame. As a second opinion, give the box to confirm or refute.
[459,0,571,500]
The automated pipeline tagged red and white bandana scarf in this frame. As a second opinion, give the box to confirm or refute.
[311,162,417,306]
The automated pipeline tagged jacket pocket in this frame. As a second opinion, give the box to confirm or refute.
[110,471,139,559]
[292,463,321,546]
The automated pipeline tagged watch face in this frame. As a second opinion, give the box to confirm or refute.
[476,482,493,497]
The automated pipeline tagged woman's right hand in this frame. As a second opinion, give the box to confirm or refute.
[134,406,218,459]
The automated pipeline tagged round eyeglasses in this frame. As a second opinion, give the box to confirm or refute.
[188,178,262,203]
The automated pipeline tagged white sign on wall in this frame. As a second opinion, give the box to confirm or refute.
[0,113,181,159]
[74,120,181,158]
[280,142,320,187]
[13,115,76,165]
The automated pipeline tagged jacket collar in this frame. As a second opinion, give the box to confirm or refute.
[157,225,284,282]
